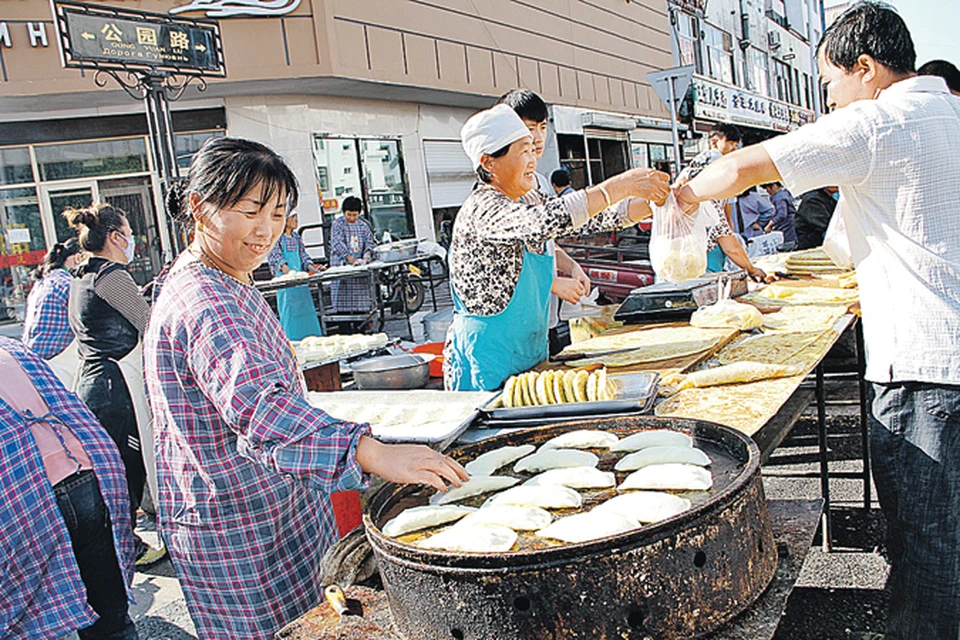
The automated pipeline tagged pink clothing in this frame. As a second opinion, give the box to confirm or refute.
[0,350,93,486]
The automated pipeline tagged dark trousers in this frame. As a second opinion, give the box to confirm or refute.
[54,471,139,639]
[76,359,145,525]
[869,382,960,640]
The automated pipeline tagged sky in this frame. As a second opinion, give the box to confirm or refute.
[826,0,960,67]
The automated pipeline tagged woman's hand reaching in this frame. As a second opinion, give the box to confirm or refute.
[356,436,470,493]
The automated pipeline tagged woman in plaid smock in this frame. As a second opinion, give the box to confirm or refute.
[329,196,377,313]
[143,138,467,639]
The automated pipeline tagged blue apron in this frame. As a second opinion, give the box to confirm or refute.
[446,249,553,391]
[707,244,727,272]
[277,240,322,341]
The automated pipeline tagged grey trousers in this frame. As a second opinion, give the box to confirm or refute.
[870,382,960,640]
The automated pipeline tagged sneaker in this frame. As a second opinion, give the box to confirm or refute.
[135,539,167,569]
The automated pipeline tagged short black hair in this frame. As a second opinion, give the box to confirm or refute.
[342,195,363,212]
[167,137,299,223]
[818,1,915,75]
[761,181,782,189]
[710,122,741,143]
[918,59,960,93]
[550,168,571,188]
[495,89,548,123]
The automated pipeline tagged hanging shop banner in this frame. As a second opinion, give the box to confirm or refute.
[692,75,813,133]
[51,0,225,76]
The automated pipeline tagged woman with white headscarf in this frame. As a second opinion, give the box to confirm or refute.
[445,104,671,391]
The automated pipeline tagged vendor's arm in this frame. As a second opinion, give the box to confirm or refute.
[552,275,586,304]
[184,304,463,494]
[555,247,591,296]
[475,168,667,245]
[717,235,766,282]
[360,222,377,262]
[294,231,317,273]
[267,241,289,276]
[356,437,469,492]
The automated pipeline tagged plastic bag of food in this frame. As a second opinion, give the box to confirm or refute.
[649,193,718,284]
[690,279,762,330]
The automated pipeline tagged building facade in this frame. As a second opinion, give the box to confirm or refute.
[0,0,676,307]
[668,0,823,155]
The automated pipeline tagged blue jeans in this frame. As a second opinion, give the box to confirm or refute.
[870,382,960,640]
[54,471,139,640]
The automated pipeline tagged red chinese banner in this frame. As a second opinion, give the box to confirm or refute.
[0,249,46,269]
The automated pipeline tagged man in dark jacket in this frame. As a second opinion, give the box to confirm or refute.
[794,186,838,250]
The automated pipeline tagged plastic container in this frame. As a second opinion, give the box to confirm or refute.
[421,307,454,343]
[413,342,445,378]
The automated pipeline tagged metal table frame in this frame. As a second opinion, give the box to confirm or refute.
[752,315,870,552]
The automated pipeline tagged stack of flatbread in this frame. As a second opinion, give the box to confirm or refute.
[761,305,847,332]
[558,326,733,369]
[784,249,850,276]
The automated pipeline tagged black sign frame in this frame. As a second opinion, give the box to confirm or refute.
[50,0,226,77]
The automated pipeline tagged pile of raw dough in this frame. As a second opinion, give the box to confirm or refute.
[657,239,707,283]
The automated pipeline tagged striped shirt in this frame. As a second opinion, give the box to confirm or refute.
[21,268,75,359]
[143,253,370,638]
[0,338,134,639]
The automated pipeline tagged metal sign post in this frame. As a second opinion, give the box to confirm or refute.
[647,65,695,178]
[50,0,226,255]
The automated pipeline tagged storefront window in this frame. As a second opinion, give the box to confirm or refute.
[35,138,148,182]
[174,131,224,170]
[0,187,44,311]
[313,136,414,240]
[0,147,34,186]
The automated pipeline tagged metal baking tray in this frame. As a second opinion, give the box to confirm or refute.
[479,371,659,421]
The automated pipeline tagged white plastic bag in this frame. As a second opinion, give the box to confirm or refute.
[649,193,718,284]
[822,205,854,270]
[690,279,762,330]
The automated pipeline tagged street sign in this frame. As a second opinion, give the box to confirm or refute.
[647,65,696,113]
[51,0,225,76]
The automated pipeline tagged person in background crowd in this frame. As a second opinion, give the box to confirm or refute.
[145,137,467,638]
[675,4,960,637]
[0,337,138,639]
[918,58,960,95]
[795,186,839,250]
[551,168,574,196]
[267,210,323,340]
[329,196,377,315]
[66,203,164,568]
[729,187,775,239]
[446,104,670,390]
[677,122,766,280]
[761,182,798,248]
[21,237,81,359]
[497,89,592,356]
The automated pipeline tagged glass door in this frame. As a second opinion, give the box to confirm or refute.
[41,181,98,244]
[359,139,413,240]
[99,177,160,285]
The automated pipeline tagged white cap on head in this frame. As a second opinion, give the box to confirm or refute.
[460,104,532,171]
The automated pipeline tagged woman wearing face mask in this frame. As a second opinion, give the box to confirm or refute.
[66,204,162,566]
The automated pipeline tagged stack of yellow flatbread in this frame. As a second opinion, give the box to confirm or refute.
[753,284,859,306]
[558,325,733,369]
[717,329,839,372]
[498,368,613,408]
[784,249,850,276]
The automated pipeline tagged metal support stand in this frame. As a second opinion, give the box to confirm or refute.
[855,320,872,511]
[815,363,832,552]
[94,68,206,255]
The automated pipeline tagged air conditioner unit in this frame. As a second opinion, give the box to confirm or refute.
[768,31,781,48]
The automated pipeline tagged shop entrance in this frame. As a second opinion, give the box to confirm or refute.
[40,177,160,285]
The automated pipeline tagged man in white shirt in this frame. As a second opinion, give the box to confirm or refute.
[675,3,960,638]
